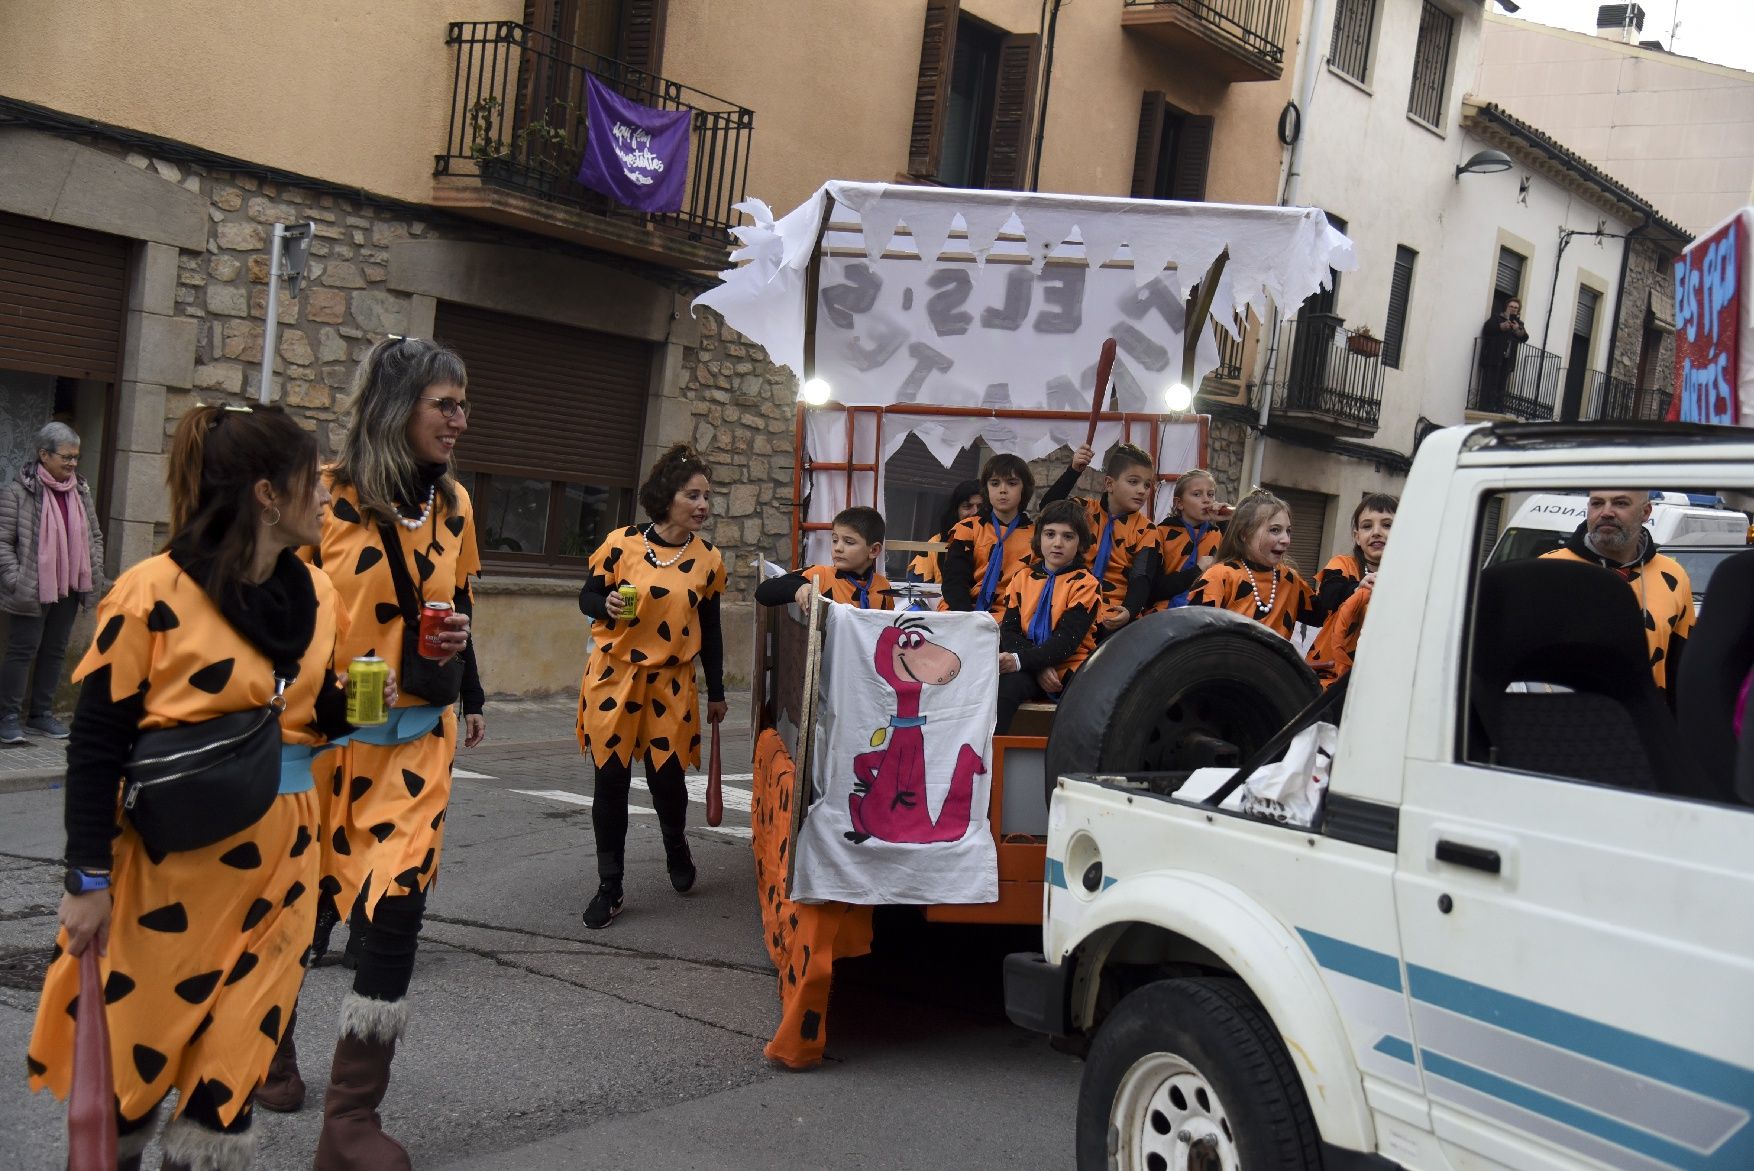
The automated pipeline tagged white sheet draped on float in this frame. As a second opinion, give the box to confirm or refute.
[695,182,1356,565]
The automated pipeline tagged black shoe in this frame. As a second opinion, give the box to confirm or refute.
[665,841,696,894]
[582,881,624,929]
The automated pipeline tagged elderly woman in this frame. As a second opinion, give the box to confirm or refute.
[0,422,106,744]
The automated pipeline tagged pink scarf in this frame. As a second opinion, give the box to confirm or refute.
[36,463,92,603]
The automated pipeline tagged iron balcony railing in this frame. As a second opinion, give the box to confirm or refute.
[437,21,754,248]
[1581,371,1673,422]
[1470,337,1561,421]
[1267,312,1384,433]
[1122,0,1289,67]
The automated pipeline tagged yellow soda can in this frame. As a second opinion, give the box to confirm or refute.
[346,655,390,726]
[618,583,639,620]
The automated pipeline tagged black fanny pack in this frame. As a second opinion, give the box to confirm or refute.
[377,521,463,707]
[122,679,287,854]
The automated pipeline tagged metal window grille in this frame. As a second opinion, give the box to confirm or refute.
[1329,0,1376,83]
[1407,1,1454,127]
[1495,247,1525,299]
[1383,245,1417,370]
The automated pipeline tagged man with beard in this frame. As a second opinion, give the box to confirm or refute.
[1542,489,1695,693]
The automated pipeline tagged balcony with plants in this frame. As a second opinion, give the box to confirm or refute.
[1265,312,1385,437]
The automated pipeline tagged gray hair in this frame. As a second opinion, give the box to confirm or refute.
[36,422,79,457]
[332,335,467,526]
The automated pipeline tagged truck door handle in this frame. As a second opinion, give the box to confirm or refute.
[1435,839,1502,874]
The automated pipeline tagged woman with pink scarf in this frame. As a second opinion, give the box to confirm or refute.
[0,422,106,744]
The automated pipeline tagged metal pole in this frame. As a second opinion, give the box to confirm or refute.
[258,222,286,404]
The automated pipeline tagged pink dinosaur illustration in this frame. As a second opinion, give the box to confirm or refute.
[846,615,987,844]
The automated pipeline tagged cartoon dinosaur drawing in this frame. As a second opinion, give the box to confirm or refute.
[847,614,987,844]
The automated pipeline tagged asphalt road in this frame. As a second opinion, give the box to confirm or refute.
[0,698,1080,1169]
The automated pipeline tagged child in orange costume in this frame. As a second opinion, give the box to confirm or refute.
[1313,493,1397,622]
[995,500,1103,734]
[907,480,983,584]
[577,444,728,930]
[1040,442,1157,633]
[757,506,893,610]
[1186,490,1318,640]
[941,454,1036,616]
[28,405,354,1168]
[1136,468,1229,613]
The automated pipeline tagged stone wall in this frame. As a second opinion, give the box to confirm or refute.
[677,312,797,577]
[1610,236,1678,406]
[1206,418,1249,501]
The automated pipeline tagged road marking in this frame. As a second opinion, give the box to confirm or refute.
[512,781,754,818]
[454,767,496,781]
[511,788,659,815]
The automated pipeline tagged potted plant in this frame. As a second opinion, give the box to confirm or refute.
[1347,325,1384,359]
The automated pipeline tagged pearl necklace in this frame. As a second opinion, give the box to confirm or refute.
[643,524,694,568]
[397,485,436,531]
[1245,563,1278,615]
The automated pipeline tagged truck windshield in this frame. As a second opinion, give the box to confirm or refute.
[1487,527,1569,565]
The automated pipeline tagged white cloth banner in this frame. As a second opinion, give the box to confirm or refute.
[791,607,1000,905]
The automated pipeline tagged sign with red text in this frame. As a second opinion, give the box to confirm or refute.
[1671,212,1745,424]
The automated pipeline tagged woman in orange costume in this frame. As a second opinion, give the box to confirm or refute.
[577,444,727,930]
[291,336,485,1171]
[1186,490,1318,640]
[28,405,353,1170]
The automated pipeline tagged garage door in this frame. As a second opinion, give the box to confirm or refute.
[1264,484,1332,576]
[433,302,651,490]
[0,211,129,381]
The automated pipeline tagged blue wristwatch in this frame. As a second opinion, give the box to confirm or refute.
[63,868,110,895]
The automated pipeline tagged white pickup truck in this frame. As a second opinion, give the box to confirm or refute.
[1003,422,1754,1171]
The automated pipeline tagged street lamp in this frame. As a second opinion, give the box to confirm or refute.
[1455,149,1514,180]
[258,221,316,404]
[800,377,832,406]
[1163,382,1193,413]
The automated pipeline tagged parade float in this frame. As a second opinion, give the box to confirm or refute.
[694,181,1354,1067]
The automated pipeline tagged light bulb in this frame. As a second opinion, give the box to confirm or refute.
[1164,383,1193,412]
[800,377,832,406]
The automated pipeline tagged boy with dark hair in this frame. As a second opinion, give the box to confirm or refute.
[942,454,1036,616]
[1041,441,1155,631]
[756,505,893,610]
[994,500,1102,733]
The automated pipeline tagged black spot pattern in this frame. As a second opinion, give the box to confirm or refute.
[319,875,343,897]
[350,775,373,801]
[658,621,672,641]
[96,614,124,653]
[446,514,466,537]
[283,881,307,906]
[138,903,189,933]
[394,866,421,889]
[26,1055,45,1077]
[189,1013,214,1043]
[291,825,313,857]
[104,971,136,1004]
[133,1044,168,1083]
[355,546,384,574]
[174,970,222,1004]
[375,602,402,625]
[332,827,351,856]
[799,1010,822,1042]
[219,842,262,870]
[330,497,362,524]
[649,585,670,599]
[402,769,426,797]
[224,951,258,985]
[241,898,272,932]
[146,601,180,632]
[369,822,396,842]
[260,1005,282,1041]
[187,660,239,699]
[414,550,436,581]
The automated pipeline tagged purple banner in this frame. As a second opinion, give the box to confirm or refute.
[577,74,690,214]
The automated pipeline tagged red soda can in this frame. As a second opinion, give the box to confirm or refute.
[419,600,453,660]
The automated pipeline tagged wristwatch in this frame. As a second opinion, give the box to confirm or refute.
[63,868,111,895]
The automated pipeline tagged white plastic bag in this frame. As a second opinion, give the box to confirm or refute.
[1240,721,1337,827]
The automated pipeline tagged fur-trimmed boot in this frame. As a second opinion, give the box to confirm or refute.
[313,992,411,1171]
[157,1114,256,1171]
[254,1007,304,1113]
[114,1119,153,1171]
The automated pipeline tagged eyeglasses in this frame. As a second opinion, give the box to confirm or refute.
[420,396,471,420]
[46,451,79,464]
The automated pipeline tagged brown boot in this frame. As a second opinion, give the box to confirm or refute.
[254,1008,305,1113]
[313,993,411,1171]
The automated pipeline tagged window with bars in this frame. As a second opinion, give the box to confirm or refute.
[1407,1,1455,128]
[1383,245,1417,369]
[1329,0,1377,84]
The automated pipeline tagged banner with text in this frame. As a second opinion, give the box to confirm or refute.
[577,75,690,214]
[1671,209,1749,425]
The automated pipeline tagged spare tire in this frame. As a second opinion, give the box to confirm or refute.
[1046,608,1319,803]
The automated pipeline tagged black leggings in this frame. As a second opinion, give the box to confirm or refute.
[351,889,428,1002]
[592,753,688,881]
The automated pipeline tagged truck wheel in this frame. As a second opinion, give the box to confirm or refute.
[1077,978,1320,1171]
[1047,609,1318,805]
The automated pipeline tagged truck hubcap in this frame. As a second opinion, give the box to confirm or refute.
[1110,1053,1238,1171]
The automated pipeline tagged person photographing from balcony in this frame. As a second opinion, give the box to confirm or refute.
[942,455,1035,616]
[1186,490,1317,640]
[1478,297,1528,413]
[757,506,892,610]
[1541,489,1694,694]
[1040,442,1155,635]
[995,500,1102,734]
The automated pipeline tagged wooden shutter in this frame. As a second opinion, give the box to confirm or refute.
[434,302,652,488]
[1495,247,1524,298]
[1169,115,1214,202]
[909,0,961,178]
[619,0,667,77]
[1574,287,1599,337]
[983,33,1040,191]
[0,212,128,382]
[1382,245,1416,369]
[1265,485,1331,576]
[1131,92,1167,198]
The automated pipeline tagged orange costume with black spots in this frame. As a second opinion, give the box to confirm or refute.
[308,476,480,920]
[1542,527,1695,689]
[1039,468,1155,617]
[754,563,894,610]
[1308,582,1372,688]
[1141,516,1225,613]
[29,553,344,1131]
[1313,553,1367,621]
[995,564,1103,734]
[941,512,1034,615]
[578,526,726,770]
[1186,560,1317,639]
[907,534,948,584]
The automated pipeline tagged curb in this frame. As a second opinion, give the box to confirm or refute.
[0,770,61,795]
